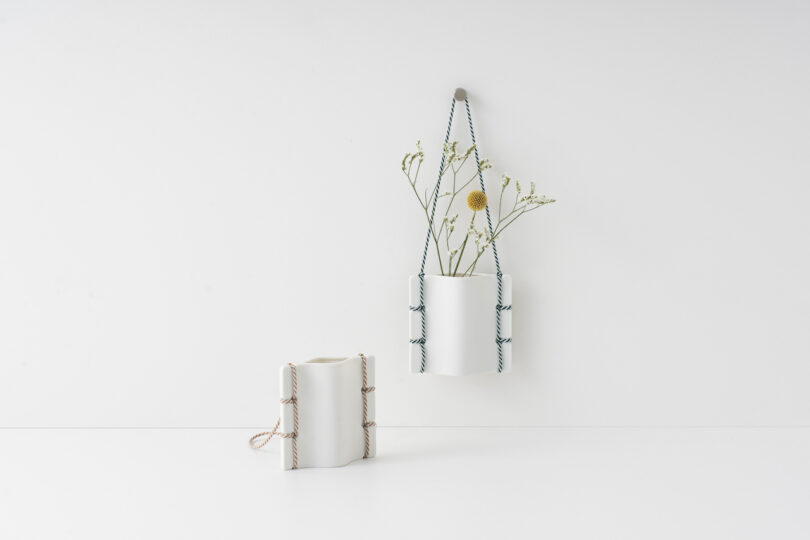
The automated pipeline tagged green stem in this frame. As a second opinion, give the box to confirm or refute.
[498,185,506,223]
[453,236,468,276]
[437,166,459,239]
[405,170,445,275]
[460,207,532,276]
[436,171,481,239]
[453,213,476,276]
[426,160,454,211]
[428,213,445,275]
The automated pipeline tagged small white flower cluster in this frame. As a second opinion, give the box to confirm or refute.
[401,140,425,172]
[519,185,555,205]
[528,194,555,205]
[501,173,511,187]
[442,141,475,164]
[467,224,493,255]
[443,213,459,233]
[512,178,554,206]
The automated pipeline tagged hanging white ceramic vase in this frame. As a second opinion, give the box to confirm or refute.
[409,274,512,375]
[407,90,512,376]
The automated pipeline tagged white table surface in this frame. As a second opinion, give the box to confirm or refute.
[2,427,808,539]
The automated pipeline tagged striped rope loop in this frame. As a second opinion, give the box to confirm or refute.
[411,92,512,373]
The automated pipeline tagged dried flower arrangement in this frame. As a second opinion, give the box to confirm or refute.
[401,140,555,277]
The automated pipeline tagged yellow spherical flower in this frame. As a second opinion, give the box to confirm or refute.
[466,190,487,211]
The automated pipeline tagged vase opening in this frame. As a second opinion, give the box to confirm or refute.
[306,357,349,364]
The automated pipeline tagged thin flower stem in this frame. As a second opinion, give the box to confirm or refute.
[404,168,445,274]
[436,167,459,239]
[426,208,445,275]
[404,172,426,209]
[453,213,476,276]
[452,236,468,276]
[463,209,523,276]
[401,142,554,278]
[462,202,548,276]
[437,169,479,239]
[498,183,506,221]
[426,160,454,211]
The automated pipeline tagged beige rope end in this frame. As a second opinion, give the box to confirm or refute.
[249,363,299,469]
[249,419,281,449]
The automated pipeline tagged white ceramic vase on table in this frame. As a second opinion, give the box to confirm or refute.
[279,355,376,470]
[409,274,512,375]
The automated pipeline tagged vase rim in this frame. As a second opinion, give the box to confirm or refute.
[305,356,351,365]
[415,273,505,279]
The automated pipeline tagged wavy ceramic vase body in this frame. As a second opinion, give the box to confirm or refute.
[409,274,512,375]
[279,355,376,470]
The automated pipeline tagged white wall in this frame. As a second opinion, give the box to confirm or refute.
[2,0,809,427]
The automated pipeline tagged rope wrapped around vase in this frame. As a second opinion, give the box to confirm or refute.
[358,352,376,458]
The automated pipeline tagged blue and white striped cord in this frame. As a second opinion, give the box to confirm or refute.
[410,97,456,373]
[464,98,510,372]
